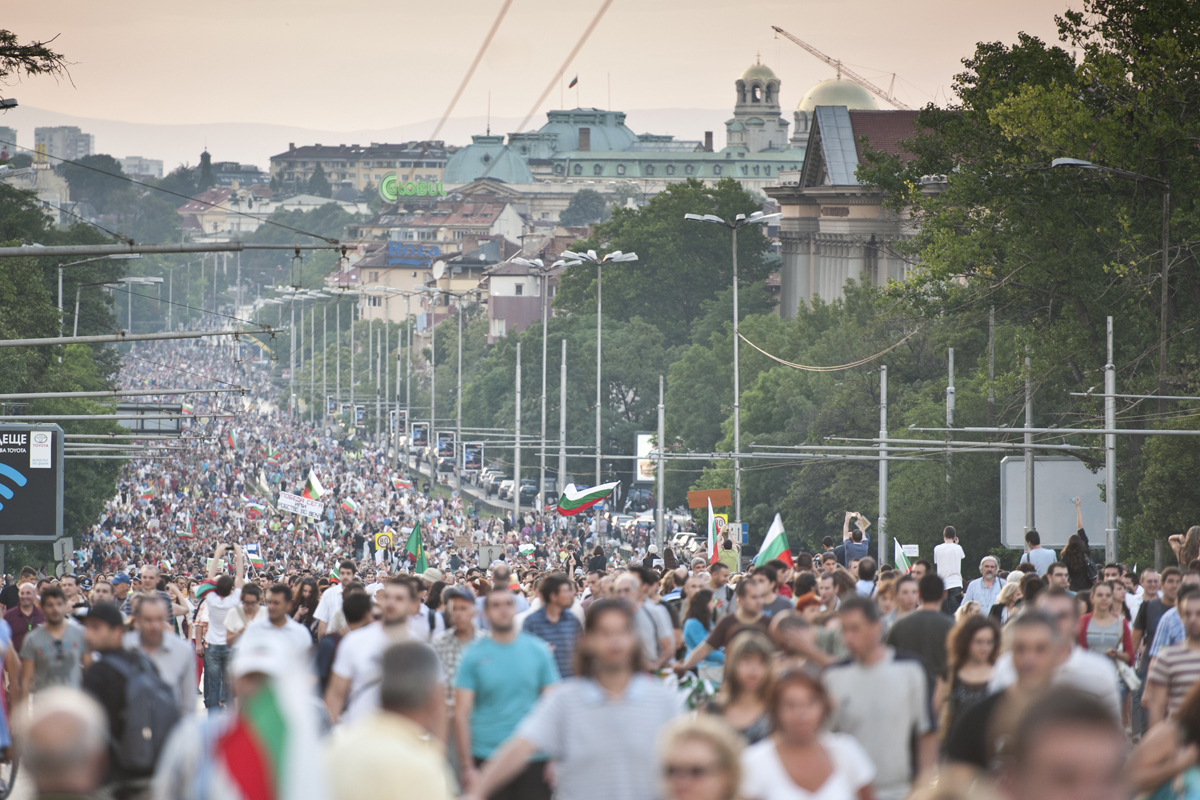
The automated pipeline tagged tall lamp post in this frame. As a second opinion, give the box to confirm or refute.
[560,249,638,486]
[683,210,780,537]
[421,285,483,491]
[512,257,572,510]
[1052,157,1170,563]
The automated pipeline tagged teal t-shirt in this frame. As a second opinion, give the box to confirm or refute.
[454,632,560,759]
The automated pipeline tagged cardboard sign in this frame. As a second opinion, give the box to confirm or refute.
[278,491,324,519]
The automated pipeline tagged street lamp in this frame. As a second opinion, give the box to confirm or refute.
[1052,157,1170,564]
[421,285,483,491]
[560,249,638,486]
[512,256,572,509]
[117,276,164,347]
[683,210,781,537]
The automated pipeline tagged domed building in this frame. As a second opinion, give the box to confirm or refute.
[726,59,791,154]
[791,78,878,147]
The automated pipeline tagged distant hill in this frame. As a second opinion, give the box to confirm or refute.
[6,106,732,174]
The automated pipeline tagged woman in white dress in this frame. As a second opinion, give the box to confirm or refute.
[740,668,876,800]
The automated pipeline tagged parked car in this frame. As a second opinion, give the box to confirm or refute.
[498,479,515,500]
[519,483,539,504]
[436,457,455,473]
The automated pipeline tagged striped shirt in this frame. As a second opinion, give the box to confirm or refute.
[1148,642,1200,717]
[432,627,487,707]
[521,607,582,678]
[1150,608,1185,658]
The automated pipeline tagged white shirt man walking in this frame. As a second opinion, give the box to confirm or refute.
[933,526,965,613]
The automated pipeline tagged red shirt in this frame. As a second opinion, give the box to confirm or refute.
[4,605,45,653]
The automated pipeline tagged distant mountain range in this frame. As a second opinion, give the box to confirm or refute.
[4,106,733,175]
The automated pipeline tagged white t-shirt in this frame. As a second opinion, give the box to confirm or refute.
[331,622,429,725]
[203,590,243,646]
[740,733,875,800]
[314,584,344,626]
[932,542,965,590]
[248,617,313,655]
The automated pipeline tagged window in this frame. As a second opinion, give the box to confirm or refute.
[616,164,625,176]
[573,164,583,176]
[685,165,694,175]
[369,271,379,282]
[593,164,603,176]
[645,165,655,176]
[515,284,524,296]
[741,165,748,175]
[765,166,771,175]
[713,165,722,176]
[666,165,675,175]
[753,165,760,176]
[369,296,382,307]
[555,165,564,175]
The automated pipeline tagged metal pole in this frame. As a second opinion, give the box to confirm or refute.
[168,269,173,332]
[988,306,995,426]
[457,297,464,491]
[656,374,665,553]
[376,329,382,447]
[515,342,522,521]
[560,338,567,490]
[946,347,955,486]
[1024,353,1034,533]
[732,225,742,533]
[595,263,602,485]
[73,285,81,338]
[350,300,355,412]
[336,299,341,414]
[58,267,64,337]
[878,365,888,564]
[431,301,437,446]
[1105,316,1117,562]
[395,324,403,467]
[540,271,548,511]
[236,251,241,315]
[1160,189,1170,418]
[290,303,296,417]
[406,295,412,471]
[323,303,327,423]
[310,306,316,424]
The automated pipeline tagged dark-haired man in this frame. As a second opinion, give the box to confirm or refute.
[521,573,582,678]
[933,526,965,612]
[249,583,313,653]
[1019,529,1057,577]
[886,573,953,697]
[18,586,89,701]
[751,564,794,617]
[315,559,358,639]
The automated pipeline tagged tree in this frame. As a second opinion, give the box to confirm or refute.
[555,178,772,348]
[156,165,198,200]
[58,154,132,211]
[0,30,69,83]
[308,164,331,198]
[559,189,608,226]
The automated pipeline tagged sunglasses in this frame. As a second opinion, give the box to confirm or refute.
[665,764,718,780]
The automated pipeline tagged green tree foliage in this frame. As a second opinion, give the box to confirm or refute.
[59,154,128,208]
[308,164,331,198]
[559,189,608,226]
[156,165,198,200]
[555,178,772,348]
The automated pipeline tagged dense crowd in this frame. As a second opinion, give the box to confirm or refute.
[3,339,1200,800]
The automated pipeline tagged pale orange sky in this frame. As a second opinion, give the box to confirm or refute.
[9,0,1072,132]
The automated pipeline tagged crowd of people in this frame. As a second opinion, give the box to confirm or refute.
[3,339,1200,800]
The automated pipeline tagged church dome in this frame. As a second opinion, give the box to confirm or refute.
[797,78,878,112]
[741,62,778,83]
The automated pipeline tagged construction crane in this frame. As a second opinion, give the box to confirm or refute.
[771,25,913,111]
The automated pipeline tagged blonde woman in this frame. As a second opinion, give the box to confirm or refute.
[704,630,774,744]
[659,716,744,800]
[953,600,981,624]
[988,581,1022,626]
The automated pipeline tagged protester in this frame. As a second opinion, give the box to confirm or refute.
[658,716,743,800]
[1019,529,1057,577]
[17,586,89,701]
[1145,586,1200,726]
[520,572,582,678]
[962,556,1005,617]
[5,580,44,654]
[885,573,954,699]
[125,594,196,718]
[20,688,109,800]
[933,526,965,612]
[704,631,773,744]
[934,614,999,737]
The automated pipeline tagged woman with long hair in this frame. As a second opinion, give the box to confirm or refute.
[934,614,1000,738]
[705,631,773,744]
[1061,532,1096,593]
[1078,580,1134,724]
[587,545,607,573]
[291,577,319,641]
[1170,526,1200,568]
[988,582,1022,626]
[659,716,743,800]
[684,589,725,670]
[740,667,876,800]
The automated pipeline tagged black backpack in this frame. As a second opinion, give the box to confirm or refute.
[102,651,181,773]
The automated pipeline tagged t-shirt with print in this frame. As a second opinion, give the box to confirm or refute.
[1148,642,1200,718]
[20,623,88,693]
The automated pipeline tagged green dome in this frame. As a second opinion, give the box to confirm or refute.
[741,62,779,83]
[797,78,878,112]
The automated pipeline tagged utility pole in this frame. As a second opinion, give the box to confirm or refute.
[731,225,742,534]
[350,301,355,412]
[540,271,549,511]
[457,296,464,492]
[1024,353,1035,534]
[376,328,382,447]
[878,365,888,564]
[514,342,522,521]
[406,294,412,472]
[559,339,567,490]
[322,303,327,423]
[1105,316,1117,562]
[290,303,296,417]
[656,374,665,553]
[988,307,995,426]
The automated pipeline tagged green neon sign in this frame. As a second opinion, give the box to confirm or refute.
[380,173,445,202]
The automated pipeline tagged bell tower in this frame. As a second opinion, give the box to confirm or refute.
[727,56,789,153]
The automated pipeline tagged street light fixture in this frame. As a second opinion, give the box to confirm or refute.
[420,284,484,491]
[560,249,637,486]
[512,256,572,509]
[683,210,781,538]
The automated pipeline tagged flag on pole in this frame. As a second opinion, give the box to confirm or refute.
[266,448,282,465]
[245,543,265,568]
[245,503,267,521]
[226,431,240,450]
[568,75,578,88]
[302,471,325,500]
[327,567,340,584]
[392,477,412,491]
[557,482,619,516]
[754,513,793,568]
[894,539,912,573]
[140,490,154,501]
[405,521,428,573]
[707,499,719,564]
[340,497,359,513]
[114,530,130,546]
[181,403,194,415]
[180,513,196,538]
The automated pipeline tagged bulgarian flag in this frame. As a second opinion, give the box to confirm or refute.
[114,530,130,546]
[246,503,267,521]
[180,514,196,538]
[754,513,793,568]
[340,497,359,513]
[327,567,340,584]
[405,521,428,573]
[181,403,194,415]
[392,477,412,491]
[245,543,265,568]
[302,471,324,500]
[140,489,154,501]
[266,448,282,465]
[556,481,619,516]
[894,539,912,573]
[227,431,240,450]
[707,499,719,564]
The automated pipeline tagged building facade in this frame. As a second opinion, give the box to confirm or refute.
[268,142,454,193]
[120,156,164,179]
[34,126,93,162]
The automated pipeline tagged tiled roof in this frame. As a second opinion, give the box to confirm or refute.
[847,111,922,163]
[176,188,234,213]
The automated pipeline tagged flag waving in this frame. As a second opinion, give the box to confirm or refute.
[707,499,719,564]
[894,539,912,573]
[302,471,325,500]
[754,513,793,568]
[557,482,619,516]
[405,521,428,573]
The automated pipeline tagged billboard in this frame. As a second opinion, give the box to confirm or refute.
[116,403,182,434]
[0,425,64,541]
[327,396,337,415]
[463,442,483,471]
[354,405,366,425]
[635,432,656,483]
[411,422,429,448]
[1000,456,1105,549]
[436,431,455,459]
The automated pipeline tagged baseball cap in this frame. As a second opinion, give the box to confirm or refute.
[232,631,290,679]
[111,573,131,586]
[85,602,124,628]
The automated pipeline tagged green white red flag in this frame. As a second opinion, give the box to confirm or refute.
[894,539,912,573]
[754,513,793,568]
[556,481,619,516]
[302,471,324,500]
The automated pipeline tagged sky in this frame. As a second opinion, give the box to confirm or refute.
[4,0,1072,168]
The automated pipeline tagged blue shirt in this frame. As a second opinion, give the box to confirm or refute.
[521,607,582,678]
[683,618,723,665]
[963,576,1006,617]
[1150,607,1185,658]
[455,633,560,759]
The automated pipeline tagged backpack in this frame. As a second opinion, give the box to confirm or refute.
[102,651,181,773]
